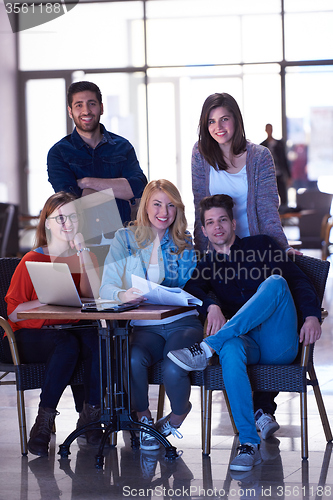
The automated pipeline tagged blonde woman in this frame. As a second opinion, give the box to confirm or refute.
[100,180,203,450]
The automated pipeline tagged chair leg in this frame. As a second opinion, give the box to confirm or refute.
[157,384,165,421]
[300,391,309,460]
[16,390,28,456]
[308,365,333,442]
[202,454,213,490]
[201,388,212,455]
[109,432,117,446]
[223,390,238,435]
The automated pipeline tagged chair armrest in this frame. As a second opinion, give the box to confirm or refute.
[299,343,310,368]
[0,317,21,366]
[321,308,328,322]
[299,308,327,367]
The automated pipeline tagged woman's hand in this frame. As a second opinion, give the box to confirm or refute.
[118,288,147,304]
[70,232,86,253]
[71,232,101,299]
[206,304,227,337]
[9,300,44,323]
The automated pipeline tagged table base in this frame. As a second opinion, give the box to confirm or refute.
[58,319,179,468]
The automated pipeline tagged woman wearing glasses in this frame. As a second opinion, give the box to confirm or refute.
[5,192,102,456]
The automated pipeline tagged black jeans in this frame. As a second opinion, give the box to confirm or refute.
[130,316,203,416]
[3,325,101,409]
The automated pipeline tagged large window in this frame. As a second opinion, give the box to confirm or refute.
[18,0,333,218]
[286,66,333,191]
[146,0,282,66]
[284,0,333,61]
[19,2,145,70]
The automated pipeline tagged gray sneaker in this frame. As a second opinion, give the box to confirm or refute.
[167,343,208,371]
[255,409,280,440]
[139,416,160,451]
[230,443,262,471]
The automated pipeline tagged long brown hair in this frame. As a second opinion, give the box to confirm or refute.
[198,93,247,171]
[34,192,78,248]
[129,180,192,254]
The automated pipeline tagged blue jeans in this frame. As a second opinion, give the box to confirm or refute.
[130,316,203,416]
[205,275,299,444]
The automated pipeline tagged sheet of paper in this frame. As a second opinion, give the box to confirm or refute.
[131,275,202,307]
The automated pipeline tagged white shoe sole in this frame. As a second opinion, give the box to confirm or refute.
[230,456,262,471]
[140,441,160,451]
[167,351,206,371]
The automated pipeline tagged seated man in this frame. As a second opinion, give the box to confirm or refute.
[167,194,321,472]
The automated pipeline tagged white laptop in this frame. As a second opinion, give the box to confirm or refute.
[25,261,140,312]
[25,261,92,307]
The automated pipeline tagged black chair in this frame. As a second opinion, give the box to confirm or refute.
[0,203,19,257]
[296,189,332,251]
[201,254,333,459]
[0,257,85,455]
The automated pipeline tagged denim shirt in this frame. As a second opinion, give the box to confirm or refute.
[47,124,147,224]
[100,227,197,301]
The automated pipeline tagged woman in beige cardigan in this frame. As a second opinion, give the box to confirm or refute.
[191,92,293,255]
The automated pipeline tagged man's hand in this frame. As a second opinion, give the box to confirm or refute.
[206,304,227,336]
[287,247,303,256]
[81,188,98,197]
[77,177,134,200]
[299,316,321,345]
[77,177,96,190]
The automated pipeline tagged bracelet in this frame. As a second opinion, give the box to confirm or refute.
[77,247,90,256]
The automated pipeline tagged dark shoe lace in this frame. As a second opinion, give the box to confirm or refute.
[237,444,256,456]
[188,343,204,357]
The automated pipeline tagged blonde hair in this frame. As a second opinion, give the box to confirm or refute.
[129,180,191,254]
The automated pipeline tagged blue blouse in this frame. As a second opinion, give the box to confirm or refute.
[100,227,197,301]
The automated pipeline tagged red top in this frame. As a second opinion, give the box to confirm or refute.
[5,249,98,332]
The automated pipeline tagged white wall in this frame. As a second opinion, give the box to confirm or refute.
[0,2,20,205]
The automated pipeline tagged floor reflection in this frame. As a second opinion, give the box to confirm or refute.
[2,254,333,500]
[22,436,333,500]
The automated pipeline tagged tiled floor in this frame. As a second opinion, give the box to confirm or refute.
[1,253,333,500]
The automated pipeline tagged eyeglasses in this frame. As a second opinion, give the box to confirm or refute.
[47,213,79,225]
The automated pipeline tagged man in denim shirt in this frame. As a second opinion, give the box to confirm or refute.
[47,81,147,226]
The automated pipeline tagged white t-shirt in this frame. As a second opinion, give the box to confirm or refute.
[209,165,250,238]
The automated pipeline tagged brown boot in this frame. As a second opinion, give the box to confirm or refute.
[77,403,103,445]
[28,407,58,456]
